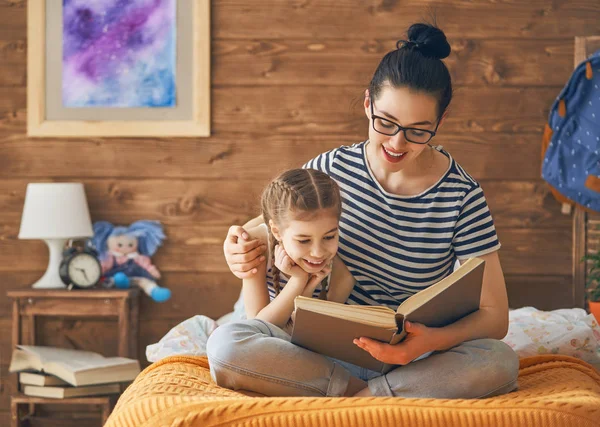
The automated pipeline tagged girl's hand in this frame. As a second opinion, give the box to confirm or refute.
[303,261,332,296]
[353,321,438,365]
[274,245,307,280]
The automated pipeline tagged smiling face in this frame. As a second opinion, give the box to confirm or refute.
[270,208,339,274]
[107,234,138,255]
[364,85,444,175]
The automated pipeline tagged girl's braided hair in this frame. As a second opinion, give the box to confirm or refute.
[261,168,341,297]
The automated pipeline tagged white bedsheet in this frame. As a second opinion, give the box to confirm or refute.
[504,306,600,370]
[146,292,246,362]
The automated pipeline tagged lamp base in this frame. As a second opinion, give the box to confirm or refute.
[32,239,68,289]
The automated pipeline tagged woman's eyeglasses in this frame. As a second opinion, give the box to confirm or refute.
[370,100,439,144]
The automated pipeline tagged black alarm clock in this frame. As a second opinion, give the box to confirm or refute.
[59,242,102,289]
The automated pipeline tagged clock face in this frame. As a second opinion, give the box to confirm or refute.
[67,253,102,288]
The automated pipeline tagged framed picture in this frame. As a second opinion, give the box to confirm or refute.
[27,0,210,137]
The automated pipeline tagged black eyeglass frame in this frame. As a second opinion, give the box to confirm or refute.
[370,100,440,144]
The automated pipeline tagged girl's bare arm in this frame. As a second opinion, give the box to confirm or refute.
[326,255,356,303]
[241,225,270,318]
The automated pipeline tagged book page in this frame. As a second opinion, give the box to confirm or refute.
[295,297,396,329]
[18,346,104,363]
[50,357,136,372]
[396,258,483,316]
[296,297,394,314]
[17,346,135,372]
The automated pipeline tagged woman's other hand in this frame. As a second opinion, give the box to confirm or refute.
[224,225,267,279]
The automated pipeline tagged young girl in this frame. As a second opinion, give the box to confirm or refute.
[241,168,354,332]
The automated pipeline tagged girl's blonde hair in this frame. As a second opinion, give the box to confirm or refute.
[261,168,342,298]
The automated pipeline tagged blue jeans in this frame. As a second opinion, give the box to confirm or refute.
[206,319,519,398]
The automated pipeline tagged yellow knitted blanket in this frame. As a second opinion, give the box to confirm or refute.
[105,355,600,427]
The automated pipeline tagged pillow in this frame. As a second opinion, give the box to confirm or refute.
[503,307,600,370]
[146,291,247,363]
[146,315,219,362]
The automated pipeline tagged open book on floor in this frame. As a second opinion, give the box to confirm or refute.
[291,257,485,374]
[9,345,140,386]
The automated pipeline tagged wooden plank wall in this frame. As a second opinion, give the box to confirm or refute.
[1,1,599,425]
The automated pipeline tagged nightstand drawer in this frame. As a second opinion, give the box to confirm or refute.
[17,296,124,317]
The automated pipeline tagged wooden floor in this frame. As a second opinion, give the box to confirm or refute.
[1,1,600,425]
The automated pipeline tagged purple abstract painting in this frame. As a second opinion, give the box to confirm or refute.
[62,0,176,108]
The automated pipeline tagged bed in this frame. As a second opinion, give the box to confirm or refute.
[105,39,600,427]
[103,294,599,426]
[104,355,599,427]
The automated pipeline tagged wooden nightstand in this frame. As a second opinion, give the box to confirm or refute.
[8,288,140,427]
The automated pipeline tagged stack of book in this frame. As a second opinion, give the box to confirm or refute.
[9,345,141,399]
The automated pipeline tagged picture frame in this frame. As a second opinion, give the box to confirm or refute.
[27,0,210,138]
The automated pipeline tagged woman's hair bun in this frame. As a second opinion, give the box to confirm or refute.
[405,23,451,60]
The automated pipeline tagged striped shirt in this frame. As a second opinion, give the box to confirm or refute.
[303,141,501,310]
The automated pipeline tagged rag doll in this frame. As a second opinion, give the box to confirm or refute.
[92,220,171,302]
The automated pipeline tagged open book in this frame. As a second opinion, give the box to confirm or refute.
[9,345,140,386]
[291,257,485,374]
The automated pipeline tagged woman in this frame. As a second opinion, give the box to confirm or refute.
[208,22,519,399]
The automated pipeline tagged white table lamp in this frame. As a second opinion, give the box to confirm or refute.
[19,183,94,289]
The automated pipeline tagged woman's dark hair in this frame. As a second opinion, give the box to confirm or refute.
[368,23,453,119]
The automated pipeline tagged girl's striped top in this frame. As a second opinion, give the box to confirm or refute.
[303,141,501,310]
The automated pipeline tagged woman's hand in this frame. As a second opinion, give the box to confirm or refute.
[353,321,439,365]
[224,226,267,279]
[274,245,308,280]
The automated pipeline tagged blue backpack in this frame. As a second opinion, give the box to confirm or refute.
[541,50,600,213]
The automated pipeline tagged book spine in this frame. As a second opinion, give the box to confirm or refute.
[389,329,406,346]
[394,313,405,330]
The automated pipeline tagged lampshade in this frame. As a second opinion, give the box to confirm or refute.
[19,183,93,239]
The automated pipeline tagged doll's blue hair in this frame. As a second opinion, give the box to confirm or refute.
[92,220,166,259]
